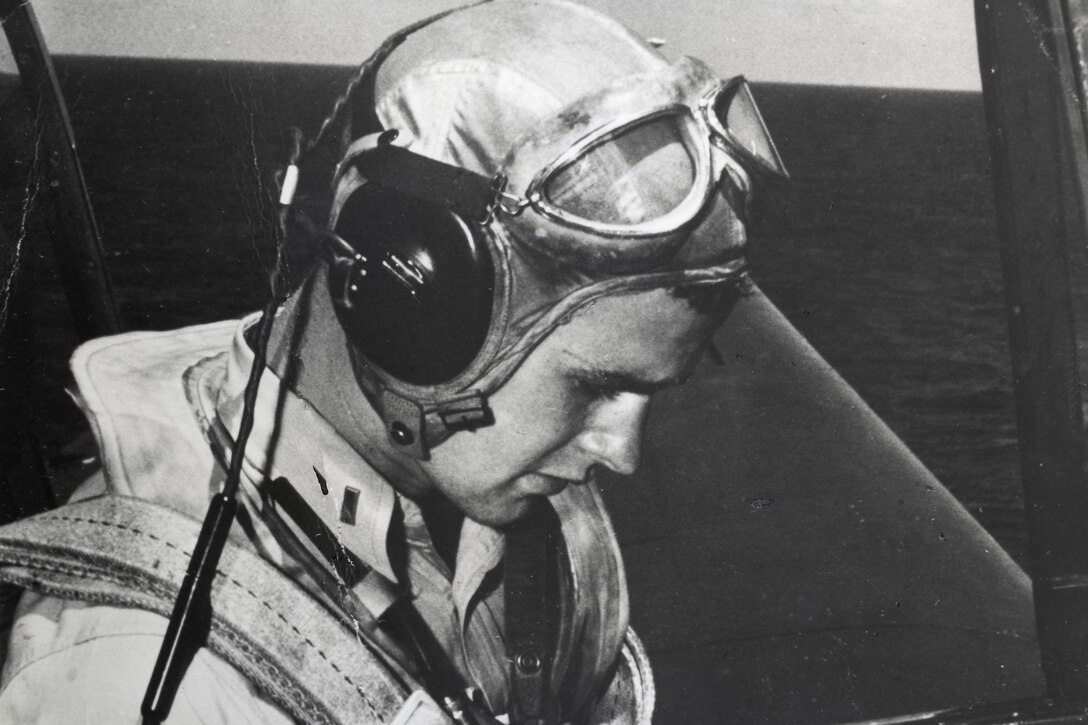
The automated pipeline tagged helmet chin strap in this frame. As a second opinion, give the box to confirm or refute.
[378,389,495,460]
[342,339,494,460]
[380,389,429,458]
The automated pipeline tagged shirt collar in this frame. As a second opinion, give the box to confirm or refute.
[215,312,399,582]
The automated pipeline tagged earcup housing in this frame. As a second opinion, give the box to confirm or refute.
[329,184,496,386]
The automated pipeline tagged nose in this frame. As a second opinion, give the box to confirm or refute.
[579,393,651,476]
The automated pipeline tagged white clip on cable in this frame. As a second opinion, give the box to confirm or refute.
[280,164,300,206]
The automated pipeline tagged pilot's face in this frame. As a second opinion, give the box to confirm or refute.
[416,287,726,526]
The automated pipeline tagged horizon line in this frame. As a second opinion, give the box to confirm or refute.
[0,53,985,94]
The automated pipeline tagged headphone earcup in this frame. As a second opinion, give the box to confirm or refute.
[329,184,495,386]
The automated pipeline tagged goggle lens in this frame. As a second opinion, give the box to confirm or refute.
[542,115,697,226]
[710,80,789,179]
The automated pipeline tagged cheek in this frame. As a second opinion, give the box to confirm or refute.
[485,374,592,460]
[426,392,576,481]
[490,391,580,456]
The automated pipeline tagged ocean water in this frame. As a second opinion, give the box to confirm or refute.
[747,84,1024,564]
[0,58,1024,564]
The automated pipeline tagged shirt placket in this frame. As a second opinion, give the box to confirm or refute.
[399,495,511,715]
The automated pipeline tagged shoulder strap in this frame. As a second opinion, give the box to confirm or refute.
[0,495,449,725]
[505,499,564,725]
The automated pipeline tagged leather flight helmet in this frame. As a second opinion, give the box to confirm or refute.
[325,0,775,457]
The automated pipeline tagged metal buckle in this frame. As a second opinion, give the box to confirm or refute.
[485,173,530,223]
[437,391,494,432]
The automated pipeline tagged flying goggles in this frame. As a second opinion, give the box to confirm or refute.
[331,69,788,279]
[495,75,788,238]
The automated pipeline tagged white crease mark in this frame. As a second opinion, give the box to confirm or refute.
[245,103,267,264]
[0,122,44,339]
[224,72,273,269]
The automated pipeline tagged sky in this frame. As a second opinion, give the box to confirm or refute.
[3,0,982,90]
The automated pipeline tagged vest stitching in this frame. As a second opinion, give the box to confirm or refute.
[4,548,335,723]
[29,513,387,721]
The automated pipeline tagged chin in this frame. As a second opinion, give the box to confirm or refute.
[455,474,572,528]
[466,496,538,529]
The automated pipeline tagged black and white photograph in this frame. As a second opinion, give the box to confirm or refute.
[0,1,1079,722]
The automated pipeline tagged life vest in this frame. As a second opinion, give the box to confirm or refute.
[0,495,446,723]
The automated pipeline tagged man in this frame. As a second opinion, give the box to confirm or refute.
[0,1,785,722]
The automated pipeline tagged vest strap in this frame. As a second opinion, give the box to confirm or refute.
[0,495,450,725]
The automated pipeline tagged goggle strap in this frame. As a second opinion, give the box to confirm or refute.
[352,144,497,222]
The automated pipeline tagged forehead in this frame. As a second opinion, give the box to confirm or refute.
[542,288,724,378]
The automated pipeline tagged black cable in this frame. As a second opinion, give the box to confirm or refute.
[138,303,280,723]
[138,116,488,722]
[139,4,500,718]
[139,130,300,725]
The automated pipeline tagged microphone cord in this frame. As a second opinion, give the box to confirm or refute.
[139,129,299,725]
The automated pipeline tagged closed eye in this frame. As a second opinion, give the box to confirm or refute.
[569,366,674,402]
[574,378,624,402]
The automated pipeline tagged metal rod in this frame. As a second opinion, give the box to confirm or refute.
[1,0,121,339]
[975,0,1088,702]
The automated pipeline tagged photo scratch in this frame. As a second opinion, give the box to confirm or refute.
[0,124,42,339]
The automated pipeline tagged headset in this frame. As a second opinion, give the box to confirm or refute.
[324,137,501,389]
[286,1,509,459]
